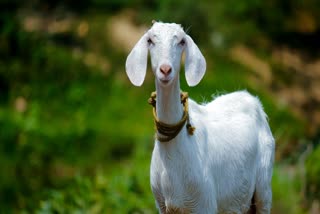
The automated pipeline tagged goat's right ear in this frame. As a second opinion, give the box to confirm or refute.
[125,34,148,86]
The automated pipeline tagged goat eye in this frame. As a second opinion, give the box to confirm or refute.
[179,39,186,46]
[147,38,154,45]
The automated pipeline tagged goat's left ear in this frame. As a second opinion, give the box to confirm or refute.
[184,35,206,86]
[125,34,149,86]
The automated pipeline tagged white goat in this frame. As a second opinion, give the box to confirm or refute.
[125,22,275,214]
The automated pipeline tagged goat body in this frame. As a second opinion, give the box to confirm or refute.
[126,22,275,214]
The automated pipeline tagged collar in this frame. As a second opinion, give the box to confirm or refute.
[148,91,195,142]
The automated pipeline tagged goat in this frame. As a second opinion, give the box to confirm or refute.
[125,22,275,214]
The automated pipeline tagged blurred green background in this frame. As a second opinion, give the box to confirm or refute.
[0,0,320,213]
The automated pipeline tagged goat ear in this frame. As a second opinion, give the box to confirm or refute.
[184,35,206,86]
[125,34,148,86]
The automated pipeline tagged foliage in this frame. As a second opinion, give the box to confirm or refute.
[306,144,320,201]
[34,142,156,214]
[272,165,306,214]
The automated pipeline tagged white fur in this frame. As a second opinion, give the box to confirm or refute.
[126,22,275,214]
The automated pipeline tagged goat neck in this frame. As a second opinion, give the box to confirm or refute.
[155,75,184,126]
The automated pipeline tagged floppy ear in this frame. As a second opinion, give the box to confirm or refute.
[184,35,206,86]
[125,34,149,86]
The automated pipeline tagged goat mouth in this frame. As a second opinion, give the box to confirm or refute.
[160,79,170,84]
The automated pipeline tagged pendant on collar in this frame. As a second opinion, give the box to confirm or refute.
[148,91,195,142]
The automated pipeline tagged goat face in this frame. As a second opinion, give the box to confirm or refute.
[126,22,206,87]
[147,23,186,86]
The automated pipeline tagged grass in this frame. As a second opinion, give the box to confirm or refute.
[272,165,306,214]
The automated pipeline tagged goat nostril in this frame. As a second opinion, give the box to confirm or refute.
[160,64,172,76]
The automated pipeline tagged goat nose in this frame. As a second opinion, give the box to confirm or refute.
[160,64,172,76]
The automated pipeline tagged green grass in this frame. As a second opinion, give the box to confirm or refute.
[272,165,306,214]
